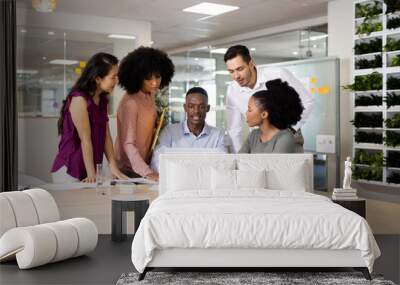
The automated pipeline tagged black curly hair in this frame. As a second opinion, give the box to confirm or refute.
[118,46,175,94]
[252,79,304,129]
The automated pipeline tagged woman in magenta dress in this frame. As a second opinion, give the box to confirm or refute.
[52,52,127,183]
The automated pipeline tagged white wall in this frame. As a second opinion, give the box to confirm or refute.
[328,0,400,234]
[328,0,353,179]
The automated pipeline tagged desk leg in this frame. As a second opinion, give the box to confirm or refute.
[112,201,126,242]
[134,201,149,234]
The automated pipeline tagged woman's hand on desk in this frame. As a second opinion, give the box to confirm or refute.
[82,175,96,183]
[145,172,159,182]
[110,163,129,180]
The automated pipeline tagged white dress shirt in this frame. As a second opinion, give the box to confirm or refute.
[226,66,314,153]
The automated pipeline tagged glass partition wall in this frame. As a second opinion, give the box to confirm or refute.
[169,24,328,130]
[17,27,115,117]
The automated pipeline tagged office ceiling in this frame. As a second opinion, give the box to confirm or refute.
[17,0,332,50]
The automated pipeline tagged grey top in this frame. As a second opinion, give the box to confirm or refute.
[239,129,303,154]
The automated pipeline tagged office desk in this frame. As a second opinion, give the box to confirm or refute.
[47,185,158,234]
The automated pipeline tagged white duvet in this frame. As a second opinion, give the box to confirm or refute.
[131,190,380,273]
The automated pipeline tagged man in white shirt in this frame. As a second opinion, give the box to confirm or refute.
[224,45,315,152]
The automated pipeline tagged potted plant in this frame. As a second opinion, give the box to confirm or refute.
[355,131,383,144]
[384,131,400,147]
[384,0,400,14]
[353,166,383,181]
[352,112,383,128]
[386,113,400,128]
[355,38,382,55]
[387,16,400,30]
[355,94,382,106]
[344,72,382,91]
[387,151,400,168]
[387,172,400,184]
[355,55,382,69]
[354,149,384,166]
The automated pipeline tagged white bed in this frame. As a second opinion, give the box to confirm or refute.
[131,153,380,280]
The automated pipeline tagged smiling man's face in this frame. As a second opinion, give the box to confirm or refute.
[184,92,210,127]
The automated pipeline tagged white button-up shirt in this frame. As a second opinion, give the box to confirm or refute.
[226,66,314,153]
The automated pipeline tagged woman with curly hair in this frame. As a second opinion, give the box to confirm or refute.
[239,79,304,153]
[115,46,174,181]
[52,52,127,183]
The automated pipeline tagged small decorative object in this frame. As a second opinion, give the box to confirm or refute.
[343,157,352,189]
[332,157,358,200]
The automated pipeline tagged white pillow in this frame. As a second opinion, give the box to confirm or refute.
[210,169,267,191]
[166,160,235,192]
[265,161,308,191]
[236,169,267,189]
[237,159,309,191]
[167,162,208,191]
[211,168,236,190]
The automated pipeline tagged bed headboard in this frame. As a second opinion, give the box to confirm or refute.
[159,153,314,195]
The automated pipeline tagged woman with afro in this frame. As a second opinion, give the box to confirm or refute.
[239,79,304,153]
[115,47,174,181]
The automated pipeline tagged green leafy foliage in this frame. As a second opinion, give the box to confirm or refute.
[354,149,384,166]
[353,166,383,181]
[352,112,383,128]
[387,151,400,168]
[385,37,400,51]
[386,92,400,107]
[390,54,400,66]
[355,38,382,55]
[385,0,400,14]
[387,171,400,184]
[355,55,382,69]
[155,87,169,127]
[355,94,383,106]
[356,21,382,35]
[386,113,400,128]
[356,1,382,18]
[385,131,400,147]
[344,72,382,91]
[355,2,382,36]
[387,16,400,29]
[387,76,400,90]
[355,131,383,144]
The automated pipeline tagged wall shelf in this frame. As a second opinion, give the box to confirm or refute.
[354,68,383,75]
[356,179,400,187]
[355,31,384,40]
[354,106,383,111]
[354,143,384,150]
[354,52,383,57]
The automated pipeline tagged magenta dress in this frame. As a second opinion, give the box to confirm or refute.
[51,91,109,180]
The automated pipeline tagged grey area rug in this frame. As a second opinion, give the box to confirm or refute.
[116,271,396,285]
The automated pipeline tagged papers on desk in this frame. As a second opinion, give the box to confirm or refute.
[112,178,158,185]
[40,182,98,191]
[40,178,158,192]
